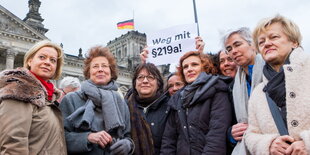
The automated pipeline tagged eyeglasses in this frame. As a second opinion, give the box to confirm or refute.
[136,75,156,82]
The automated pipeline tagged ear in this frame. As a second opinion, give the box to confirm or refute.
[27,58,32,69]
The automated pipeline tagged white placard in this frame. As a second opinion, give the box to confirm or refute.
[146,23,198,66]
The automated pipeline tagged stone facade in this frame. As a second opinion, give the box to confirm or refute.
[0,2,169,96]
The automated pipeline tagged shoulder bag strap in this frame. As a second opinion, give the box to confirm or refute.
[265,92,289,136]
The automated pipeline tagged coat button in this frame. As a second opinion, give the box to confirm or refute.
[291,120,299,127]
[183,126,187,129]
[151,122,155,126]
[287,66,293,72]
[289,92,296,98]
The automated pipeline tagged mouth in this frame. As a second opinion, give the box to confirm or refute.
[187,73,196,78]
[41,67,50,72]
[265,49,275,55]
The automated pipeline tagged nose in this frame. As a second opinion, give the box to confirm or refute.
[264,38,272,48]
[142,77,149,83]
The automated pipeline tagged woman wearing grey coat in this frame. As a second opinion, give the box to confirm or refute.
[60,46,134,155]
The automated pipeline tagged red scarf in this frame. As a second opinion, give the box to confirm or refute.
[30,71,54,101]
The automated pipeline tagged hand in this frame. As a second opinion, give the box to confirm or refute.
[87,131,112,148]
[195,36,205,53]
[140,47,149,64]
[286,140,307,155]
[110,139,132,155]
[231,123,248,141]
[270,135,294,155]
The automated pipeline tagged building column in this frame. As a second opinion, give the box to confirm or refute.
[6,49,18,69]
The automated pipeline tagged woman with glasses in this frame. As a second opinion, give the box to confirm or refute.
[126,63,170,155]
[160,51,232,154]
[60,46,134,155]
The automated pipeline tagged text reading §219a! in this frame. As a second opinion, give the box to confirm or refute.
[151,44,182,58]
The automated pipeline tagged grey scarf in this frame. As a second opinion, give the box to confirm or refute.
[181,72,218,107]
[66,80,125,136]
[232,54,264,123]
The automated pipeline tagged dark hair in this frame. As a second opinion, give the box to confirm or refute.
[177,51,218,84]
[83,46,118,80]
[132,63,164,95]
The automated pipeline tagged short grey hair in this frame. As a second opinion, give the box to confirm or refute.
[221,27,253,49]
[59,76,81,89]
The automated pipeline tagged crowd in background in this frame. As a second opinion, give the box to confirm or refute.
[0,14,309,155]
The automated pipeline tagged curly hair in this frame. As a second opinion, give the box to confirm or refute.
[177,51,217,84]
[83,46,118,80]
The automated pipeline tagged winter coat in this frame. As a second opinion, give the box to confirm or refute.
[0,68,67,155]
[245,48,310,154]
[60,87,132,155]
[127,92,170,155]
[160,73,232,155]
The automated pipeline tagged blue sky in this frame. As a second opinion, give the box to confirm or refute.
[1,0,309,55]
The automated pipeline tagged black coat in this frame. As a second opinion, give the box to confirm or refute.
[128,92,170,155]
[160,77,232,155]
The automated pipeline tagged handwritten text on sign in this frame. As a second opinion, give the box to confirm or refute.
[147,24,198,66]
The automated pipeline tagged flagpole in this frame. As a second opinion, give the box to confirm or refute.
[192,0,200,36]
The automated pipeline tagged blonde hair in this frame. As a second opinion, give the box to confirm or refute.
[23,40,64,80]
[253,14,302,52]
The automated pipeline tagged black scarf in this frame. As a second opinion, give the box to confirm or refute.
[263,59,290,127]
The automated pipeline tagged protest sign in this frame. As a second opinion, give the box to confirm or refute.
[146,23,198,66]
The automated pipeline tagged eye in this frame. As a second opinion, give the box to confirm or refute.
[258,40,265,46]
[183,64,188,69]
[220,59,225,64]
[235,42,242,47]
[50,58,57,64]
[39,55,45,59]
[227,57,233,62]
[271,35,279,39]
[92,65,99,69]
[226,47,232,53]
[147,75,155,81]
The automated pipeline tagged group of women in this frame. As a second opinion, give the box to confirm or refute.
[0,14,309,155]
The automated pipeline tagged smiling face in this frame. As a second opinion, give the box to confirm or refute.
[89,56,111,85]
[182,55,203,84]
[27,47,58,80]
[219,51,237,77]
[257,23,298,71]
[225,33,256,67]
[135,68,158,99]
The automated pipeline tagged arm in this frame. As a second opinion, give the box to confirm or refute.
[203,90,232,155]
[244,94,278,155]
[59,94,93,153]
[0,99,33,155]
[160,110,178,155]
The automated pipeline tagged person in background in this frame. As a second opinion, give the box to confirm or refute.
[245,15,309,155]
[160,51,232,154]
[57,76,81,102]
[221,27,265,154]
[214,50,238,78]
[0,40,67,154]
[127,63,170,155]
[60,46,133,155]
[166,73,185,96]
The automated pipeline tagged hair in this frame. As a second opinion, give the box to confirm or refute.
[221,27,253,49]
[213,50,224,75]
[252,14,302,51]
[23,40,64,80]
[83,46,118,80]
[59,76,81,89]
[177,51,217,84]
[132,63,164,95]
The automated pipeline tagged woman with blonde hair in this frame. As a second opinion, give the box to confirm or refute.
[245,15,309,155]
[0,40,66,154]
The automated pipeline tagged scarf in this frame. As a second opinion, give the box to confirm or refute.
[180,72,218,108]
[30,71,54,101]
[232,54,265,123]
[66,80,125,137]
[263,55,291,127]
[127,93,155,155]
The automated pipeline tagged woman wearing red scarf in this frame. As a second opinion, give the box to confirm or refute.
[0,40,67,154]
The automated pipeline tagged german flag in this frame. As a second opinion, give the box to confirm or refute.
[117,19,134,29]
